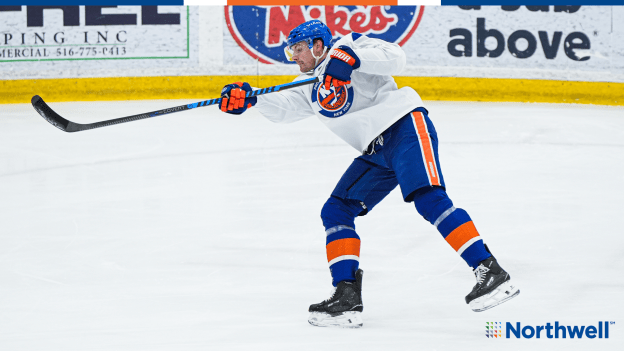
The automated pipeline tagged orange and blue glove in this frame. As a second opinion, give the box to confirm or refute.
[323,45,361,90]
[220,82,257,115]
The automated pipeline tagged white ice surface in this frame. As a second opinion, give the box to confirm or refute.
[1,100,623,350]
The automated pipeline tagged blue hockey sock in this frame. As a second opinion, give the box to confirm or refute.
[412,187,491,268]
[321,196,363,286]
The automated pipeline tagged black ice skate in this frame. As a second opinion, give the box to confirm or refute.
[308,269,364,328]
[465,255,520,312]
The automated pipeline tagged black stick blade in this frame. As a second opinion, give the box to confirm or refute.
[31,95,81,133]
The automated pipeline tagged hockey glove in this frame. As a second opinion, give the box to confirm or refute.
[220,82,257,115]
[323,45,361,90]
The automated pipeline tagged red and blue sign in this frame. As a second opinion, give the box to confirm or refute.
[0,1,182,4]
[225,6,425,64]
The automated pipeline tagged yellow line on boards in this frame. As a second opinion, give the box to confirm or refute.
[1,76,622,106]
[394,77,623,106]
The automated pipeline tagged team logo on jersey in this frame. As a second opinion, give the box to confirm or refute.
[225,6,425,64]
[311,81,354,118]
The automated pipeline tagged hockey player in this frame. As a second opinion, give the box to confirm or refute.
[219,20,519,328]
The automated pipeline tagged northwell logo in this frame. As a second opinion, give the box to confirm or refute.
[487,321,614,339]
[485,322,502,338]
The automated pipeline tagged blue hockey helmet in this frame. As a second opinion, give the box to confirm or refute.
[284,20,333,61]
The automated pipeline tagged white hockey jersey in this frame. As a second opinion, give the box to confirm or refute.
[255,33,425,152]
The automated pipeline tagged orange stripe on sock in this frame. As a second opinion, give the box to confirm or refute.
[326,238,360,263]
[445,221,480,252]
[411,111,441,186]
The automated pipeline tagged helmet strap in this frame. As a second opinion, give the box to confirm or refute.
[312,46,328,67]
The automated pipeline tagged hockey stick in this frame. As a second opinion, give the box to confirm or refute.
[31,76,320,133]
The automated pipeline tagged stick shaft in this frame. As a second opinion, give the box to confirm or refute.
[32,76,320,133]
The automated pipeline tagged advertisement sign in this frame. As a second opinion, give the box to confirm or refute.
[406,5,610,71]
[0,6,191,64]
[222,5,623,82]
[1,6,622,83]
[225,5,424,64]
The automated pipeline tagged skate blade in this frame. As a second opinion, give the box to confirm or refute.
[469,280,520,312]
[308,311,363,328]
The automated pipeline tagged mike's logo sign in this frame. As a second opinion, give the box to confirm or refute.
[225,6,424,64]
